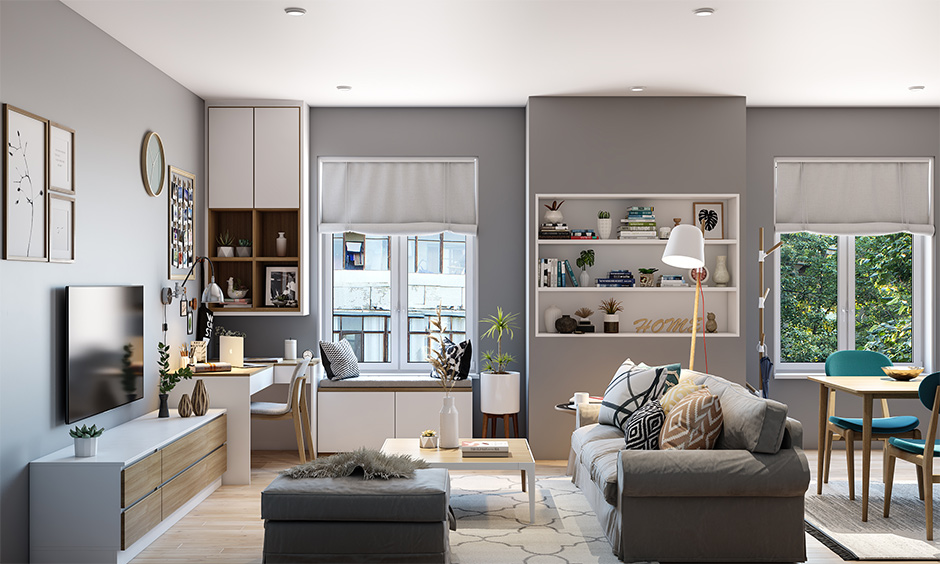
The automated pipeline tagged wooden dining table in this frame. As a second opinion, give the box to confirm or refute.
[807,375,922,521]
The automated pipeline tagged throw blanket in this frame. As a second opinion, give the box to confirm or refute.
[282,448,430,480]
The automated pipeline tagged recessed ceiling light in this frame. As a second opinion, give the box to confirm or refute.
[284,7,306,16]
[631,86,646,92]
[693,7,716,16]
[909,85,926,91]
[336,85,352,91]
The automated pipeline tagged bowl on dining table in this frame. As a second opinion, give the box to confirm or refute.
[881,366,924,381]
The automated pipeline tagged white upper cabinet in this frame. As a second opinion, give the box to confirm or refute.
[208,107,254,208]
[254,107,301,209]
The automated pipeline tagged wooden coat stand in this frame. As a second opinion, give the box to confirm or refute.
[757,227,783,395]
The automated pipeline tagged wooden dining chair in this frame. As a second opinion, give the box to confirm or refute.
[824,350,921,499]
[884,371,939,539]
[250,356,314,463]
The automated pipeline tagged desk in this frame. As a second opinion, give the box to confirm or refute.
[807,375,921,521]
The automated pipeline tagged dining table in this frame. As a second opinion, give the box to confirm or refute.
[807,374,922,522]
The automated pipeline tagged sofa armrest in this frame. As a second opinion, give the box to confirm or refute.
[781,417,803,450]
[575,403,600,428]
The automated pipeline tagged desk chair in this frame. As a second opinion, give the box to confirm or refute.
[824,350,921,499]
[250,356,313,463]
[884,371,938,539]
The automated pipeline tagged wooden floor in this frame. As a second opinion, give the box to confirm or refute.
[131,448,929,564]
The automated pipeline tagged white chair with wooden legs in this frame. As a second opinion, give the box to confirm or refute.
[250,356,313,463]
[884,371,939,540]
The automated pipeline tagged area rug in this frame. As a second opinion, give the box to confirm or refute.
[805,480,940,560]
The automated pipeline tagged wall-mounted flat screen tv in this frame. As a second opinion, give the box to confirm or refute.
[66,285,145,423]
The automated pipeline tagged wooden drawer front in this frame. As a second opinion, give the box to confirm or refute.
[122,450,162,508]
[162,415,225,481]
[162,459,206,519]
[204,445,227,487]
[121,490,161,550]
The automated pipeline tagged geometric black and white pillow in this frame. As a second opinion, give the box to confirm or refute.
[319,339,360,381]
[429,338,472,380]
[599,359,679,433]
[624,400,665,450]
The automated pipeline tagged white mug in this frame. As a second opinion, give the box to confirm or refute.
[573,392,590,404]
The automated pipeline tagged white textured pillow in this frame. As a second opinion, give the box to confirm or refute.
[319,340,360,380]
[599,359,678,432]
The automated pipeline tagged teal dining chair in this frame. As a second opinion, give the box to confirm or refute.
[823,350,921,500]
[884,371,939,540]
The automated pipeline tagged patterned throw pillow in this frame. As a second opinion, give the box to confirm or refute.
[660,365,682,395]
[660,377,703,413]
[319,340,360,380]
[624,400,666,450]
[429,338,472,380]
[599,359,680,432]
[660,388,723,450]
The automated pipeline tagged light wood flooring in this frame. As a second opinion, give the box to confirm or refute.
[131,449,928,564]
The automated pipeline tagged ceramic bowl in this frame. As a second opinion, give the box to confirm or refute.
[882,366,924,381]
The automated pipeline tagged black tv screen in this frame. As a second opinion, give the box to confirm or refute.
[66,285,145,423]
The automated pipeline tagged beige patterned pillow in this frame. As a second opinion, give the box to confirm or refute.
[660,377,703,413]
[660,388,723,450]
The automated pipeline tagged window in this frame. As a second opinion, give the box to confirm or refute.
[324,233,473,371]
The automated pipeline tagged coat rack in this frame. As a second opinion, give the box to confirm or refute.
[758,227,783,395]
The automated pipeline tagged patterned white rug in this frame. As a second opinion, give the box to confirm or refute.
[806,480,940,560]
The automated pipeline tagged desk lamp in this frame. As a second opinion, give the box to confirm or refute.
[662,224,705,371]
[161,256,225,305]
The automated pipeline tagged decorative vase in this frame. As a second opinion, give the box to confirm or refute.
[439,396,459,449]
[544,209,563,224]
[158,393,170,418]
[544,305,562,333]
[217,246,234,258]
[178,394,193,418]
[706,312,718,333]
[555,314,578,334]
[579,270,591,287]
[420,435,439,449]
[276,232,287,257]
[603,314,620,334]
[597,218,612,239]
[73,437,97,458]
[192,380,209,416]
[714,255,730,287]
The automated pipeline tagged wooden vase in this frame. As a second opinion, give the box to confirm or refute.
[192,380,209,416]
[178,394,193,417]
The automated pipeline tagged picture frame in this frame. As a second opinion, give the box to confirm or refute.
[692,202,725,240]
[49,122,75,195]
[48,193,75,263]
[179,288,188,317]
[186,311,194,335]
[265,266,298,307]
[4,104,48,261]
[168,166,195,280]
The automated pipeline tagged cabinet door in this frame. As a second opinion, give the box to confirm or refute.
[254,107,300,209]
[395,391,472,439]
[317,391,394,452]
[208,107,254,208]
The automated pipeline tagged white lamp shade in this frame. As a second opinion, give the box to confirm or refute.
[662,224,705,269]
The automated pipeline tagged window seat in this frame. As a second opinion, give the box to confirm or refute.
[317,374,473,389]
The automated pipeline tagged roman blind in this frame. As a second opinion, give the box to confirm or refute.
[775,159,934,236]
[319,158,478,235]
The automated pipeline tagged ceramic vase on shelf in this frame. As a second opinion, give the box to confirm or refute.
[580,270,591,287]
[714,255,730,287]
[158,393,170,418]
[178,394,193,418]
[555,314,578,334]
[597,218,612,239]
[544,209,563,224]
[439,396,459,449]
[276,232,288,257]
[544,305,562,333]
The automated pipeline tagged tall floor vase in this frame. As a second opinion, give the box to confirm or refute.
[440,395,459,448]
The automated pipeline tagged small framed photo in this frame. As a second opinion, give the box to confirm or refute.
[179,291,188,317]
[49,122,75,195]
[186,311,194,335]
[48,193,75,263]
[265,266,298,307]
[4,104,48,261]
[692,202,725,240]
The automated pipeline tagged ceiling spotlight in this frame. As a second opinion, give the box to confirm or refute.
[909,85,926,91]
[284,7,306,16]
[693,7,716,16]
[336,85,352,91]
[631,86,646,92]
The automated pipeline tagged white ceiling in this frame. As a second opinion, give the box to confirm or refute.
[62,0,940,107]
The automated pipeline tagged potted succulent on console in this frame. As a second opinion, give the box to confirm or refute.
[216,230,235,257]
[236,238,252,258]
[597,210,611,239]
[70,424,104,457]
[480,307,520,434]
[599,297,624,333]
[158,342,194,418]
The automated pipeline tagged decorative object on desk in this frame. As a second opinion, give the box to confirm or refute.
[216,229,235,257]
[574,307,595,333]
[543,199,564,223]
[190,340,207,363]
[276,231,287,257]
[319,339,360,380]
[597,211,611,239]
[178,394,193,417]
[4,104,48,261]
[638,268,658,287]
[705,312,718,333]
[693,201,724,239]
[599,297,623,333]
[576,249,595,287]
[69,424,104,457]
[167,166,194,279]
[284,338,297,360]
[420,430,438,449]
[266,265,298,307]
[157,342,194,417]
[226,277,248,299]
[282,448,429,480]
[713,255,730,286]
[555,314,577,334]
[236,238,251,257]
[662,223,705,370]
[428,306,460,448]
[192,379,209,416]
[882,366,924,381]
[543,304,561,333]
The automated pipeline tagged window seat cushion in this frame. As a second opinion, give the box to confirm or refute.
[318,374,473,389]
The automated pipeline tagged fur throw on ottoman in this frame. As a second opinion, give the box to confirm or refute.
[282,448,430,480]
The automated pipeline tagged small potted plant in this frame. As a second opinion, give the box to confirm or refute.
[420,429,438,449]
[576,249,595,286]
[599,298,624,333]
[158,342,194,417]
[236,238,252,257]
[597,210,612,239]
[216,230,235,257]
[575,307,595,333]
[638,267,658,287]
[70,424,104,457]
[543,199,565,223]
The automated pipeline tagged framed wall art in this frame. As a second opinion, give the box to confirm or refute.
[48,193,75,263]
[265,266,298,307]
[692,202,725,240]
[49,122,75,195]
[4,104,48,261]
[168,166,195,279]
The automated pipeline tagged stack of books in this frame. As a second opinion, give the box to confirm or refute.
[538,258,580,287]
[596,269,636,287]
[221,298,252,308]
[570,228,597,239]
[658,274,688,287]
[460,440,510,458]
[619,206,657,239]
[539,222,571,239]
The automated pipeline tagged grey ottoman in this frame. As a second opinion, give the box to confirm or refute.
[261,468,451,563]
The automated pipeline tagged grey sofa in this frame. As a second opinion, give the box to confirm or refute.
[569,370,811,563]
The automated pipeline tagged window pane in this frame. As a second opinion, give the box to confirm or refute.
[408,234,467,363]
[363,333,385,363]
[780,233,838,363]
[855,233,913,362]
[417,240,441,273]
[333,236,391,363]
[364,236,389,271]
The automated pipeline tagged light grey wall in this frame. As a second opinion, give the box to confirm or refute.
[0,2,204,562]
[526,97,748,459]
[745,107,940,449]
[221,107,528,438]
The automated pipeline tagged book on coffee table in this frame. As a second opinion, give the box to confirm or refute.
[460,440,509,456]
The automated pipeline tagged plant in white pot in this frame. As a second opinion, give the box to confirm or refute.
[427,306,460,448]
[597,210,612,239]
[543,199,565,224]
[236,238,252,258]
[480,307,520,433]
[576,249,595,287]
[70,424,104,457]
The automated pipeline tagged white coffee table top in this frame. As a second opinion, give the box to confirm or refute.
[381,438,535,469]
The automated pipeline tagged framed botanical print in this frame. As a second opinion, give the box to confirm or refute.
[49,122,75,195]
[693,202,725,240]
[168,166,195,279]
[4,104,48,261]
[48,193,75,263]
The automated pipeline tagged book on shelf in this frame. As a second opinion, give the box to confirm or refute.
[461,440,509,452]
[562,259,580,287]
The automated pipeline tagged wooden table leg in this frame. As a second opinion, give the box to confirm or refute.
[862,394,873,522]
[817,382,829,495]
[521,469,526,492]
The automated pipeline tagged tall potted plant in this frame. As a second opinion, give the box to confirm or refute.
[427,306,459,448]
[576,249,595,287]
[480,307,520,431]
[158,342,194,417]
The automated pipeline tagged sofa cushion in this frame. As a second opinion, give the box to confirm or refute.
[661,388,723,450]
[599,359,679,431]
[624,400,665,450]
[579,437,625,505]
[571,422,625,456]
[660,377,703,413]
[686,370,789,454]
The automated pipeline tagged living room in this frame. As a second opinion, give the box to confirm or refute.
[2,1,940,563]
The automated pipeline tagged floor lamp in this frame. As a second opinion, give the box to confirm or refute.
[662,224,706,371]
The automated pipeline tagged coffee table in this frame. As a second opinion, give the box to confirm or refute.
[381,437,537,523]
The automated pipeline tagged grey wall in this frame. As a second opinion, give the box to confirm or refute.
[745,107,940,449]
[0,2,204,562]
[526,97,748,459]
[221,107,528,438]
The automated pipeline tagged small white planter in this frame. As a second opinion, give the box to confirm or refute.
[419,435,439,449]
[74,437,97,458]
[217,246,234,258]
[597,217,612,239]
